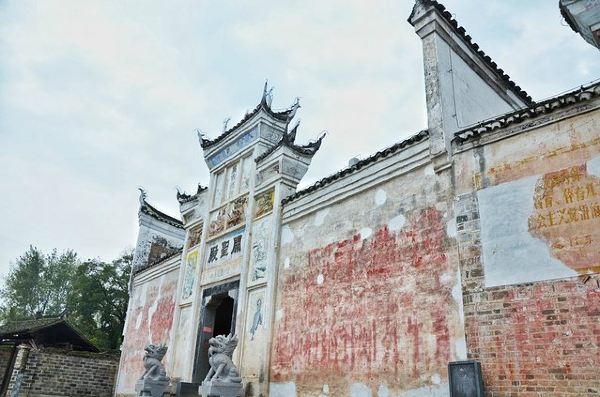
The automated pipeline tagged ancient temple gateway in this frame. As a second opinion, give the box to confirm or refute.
[115,1,600,396]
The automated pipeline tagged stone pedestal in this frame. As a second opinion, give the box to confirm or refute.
[200,380,243,397]
[136,378,172,397]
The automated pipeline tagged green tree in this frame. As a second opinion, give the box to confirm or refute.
[68,251,132,349]
[1,246,77,320]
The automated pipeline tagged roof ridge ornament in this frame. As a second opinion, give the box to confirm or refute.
[138,187,147,207]
[222,117,231,132]
[261,80,274,107]
[287,97,301,122]
[196,128,210,147]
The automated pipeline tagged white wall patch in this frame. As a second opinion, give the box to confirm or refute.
[281,225,294,245]
[388,214,406,231]
[316,273,324,285]
[360,227,373,240]
[270,382,297,397]
[375,189,387,206]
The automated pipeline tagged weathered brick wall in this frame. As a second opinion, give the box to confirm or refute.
[454,103,600,395]
[7,347,119,397]
[272,147,466,397]
[456,192,600,396]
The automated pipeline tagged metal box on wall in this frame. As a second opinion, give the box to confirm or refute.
[448,360,484,397]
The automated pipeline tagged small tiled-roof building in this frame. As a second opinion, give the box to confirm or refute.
[0,316,119,397]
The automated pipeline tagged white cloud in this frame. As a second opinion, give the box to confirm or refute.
[0,0,597,280]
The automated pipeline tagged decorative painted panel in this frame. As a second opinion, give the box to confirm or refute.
[256,162,280,187]
[241,288,266,379]
[254,189,274,219]
[181,250,199,301]
[208,195,249,238]
[208,207,227,237]
[250,215,271,283]
[213,171,225,207]
[206,126,259,168]
[187,222,203,248]
[226,162,239,199]
[261,124,282,143]
[227,195,249,229]
[241,156,253,192]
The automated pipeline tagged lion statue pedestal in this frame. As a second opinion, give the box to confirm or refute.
[199,334,243,397]
[136,344,174,397]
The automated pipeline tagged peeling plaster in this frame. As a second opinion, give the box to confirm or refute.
[134,312,143,330]
[284,257,290,269]
[426,164,436,176]
[377,384,390,397]
[275,309,283,321]
[270,382,297,397]
[375,189,387,206]
[281,225,294,245]
[314,209,330,226]
[588,155,600,177]
[446,216,456,238]
[350,382,372,397]
[478,176,577,287]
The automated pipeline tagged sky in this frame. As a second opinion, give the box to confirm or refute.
[0,0,598,279]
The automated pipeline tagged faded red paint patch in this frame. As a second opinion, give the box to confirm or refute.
[529,164,600,274]
[116,276,177,393]
[271,207,461,393]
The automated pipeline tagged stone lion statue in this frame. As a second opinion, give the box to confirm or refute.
[204,334,242,383]
[140,344,169,382]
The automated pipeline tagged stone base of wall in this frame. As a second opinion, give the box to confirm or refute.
[7,345,120,397]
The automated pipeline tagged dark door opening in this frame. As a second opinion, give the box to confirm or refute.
[212,296,234,337]
[192,280,239,383]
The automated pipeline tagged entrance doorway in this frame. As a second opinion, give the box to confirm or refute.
[212,296,234,337]
[192,280,239,383]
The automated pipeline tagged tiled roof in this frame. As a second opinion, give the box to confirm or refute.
[255,122,325,164]
[0,316,63,336]
[200,85,299,150]
[454,81,600,143]
[408,0,533,105]
[0,316,99,352]
[132,248,182,276]
[559,2,580,34]
[140,200,184,229]
[282,129,429,205]
[177,184,208,204]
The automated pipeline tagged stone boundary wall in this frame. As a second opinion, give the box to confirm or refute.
[7,346,120,397]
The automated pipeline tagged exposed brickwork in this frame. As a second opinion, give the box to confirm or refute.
[0,345,15,387]
[456,192,600,396]
[7,347,119,397]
